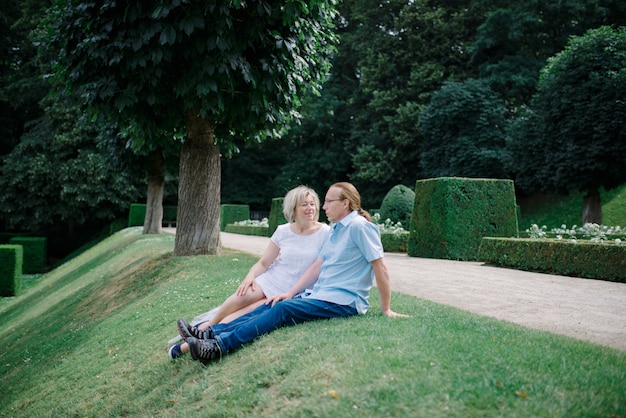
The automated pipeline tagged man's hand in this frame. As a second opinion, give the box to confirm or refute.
[265,292,292,306]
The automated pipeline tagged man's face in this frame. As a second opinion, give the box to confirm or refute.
[322,186,347,223]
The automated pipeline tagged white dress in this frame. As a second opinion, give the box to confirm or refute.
[255,223,331,298]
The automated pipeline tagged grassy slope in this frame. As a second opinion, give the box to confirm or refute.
[1,228,625,417]
[518,183,626,230]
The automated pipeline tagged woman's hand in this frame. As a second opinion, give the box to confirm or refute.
[236,275,256,296]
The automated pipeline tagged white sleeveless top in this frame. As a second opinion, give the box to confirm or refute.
[255,222,330,298]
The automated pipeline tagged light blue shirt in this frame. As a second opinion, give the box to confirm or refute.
[305,211,384,314]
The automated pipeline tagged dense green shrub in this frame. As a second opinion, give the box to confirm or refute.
[408,177,519,260]
[128,203,177,227]
[9,237,47,274]
[220,205,250,231]
[0,233,13,245]
[0,245,22,296]
[479,237,626,283]
[0,232,30,245]
[163,206,178,226]
[268,198,287,237]
[379,185,415,229]
[109,219,128,235]
[224,224,269,237]
[380,232,409,253]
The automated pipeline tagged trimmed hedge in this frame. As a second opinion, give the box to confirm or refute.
[268,197,287,237]
[479,237,626,283]
[0,232,29,244]
[224,224,269,237]
[128,203,146,227]
[9,236,47,274]
[381,232,409,253]
[220,205,250,231]
[0,245,22,296]
[128,203,178,227]
[408,177,518,261]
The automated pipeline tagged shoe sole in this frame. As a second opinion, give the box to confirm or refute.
[177,318,193,341]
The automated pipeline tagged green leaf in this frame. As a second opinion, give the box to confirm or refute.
[217,37,228,51]
[181,15,204,36]
[207,37,216,51]
[151,48,163,63]
[159,26,176,46]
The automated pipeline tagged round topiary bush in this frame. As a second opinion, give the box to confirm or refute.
[379,184,415,229]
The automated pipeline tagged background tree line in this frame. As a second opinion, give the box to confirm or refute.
[1,0,625,259]
[225,0,626,214]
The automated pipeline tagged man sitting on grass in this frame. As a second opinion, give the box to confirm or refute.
[176,182,409,364]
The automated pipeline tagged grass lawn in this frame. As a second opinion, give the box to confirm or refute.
[0,228,624,417]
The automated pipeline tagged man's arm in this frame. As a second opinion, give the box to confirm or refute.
[371,258,410,318]
[266,257,323,305]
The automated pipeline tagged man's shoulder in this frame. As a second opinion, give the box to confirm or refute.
[345,213,378,234]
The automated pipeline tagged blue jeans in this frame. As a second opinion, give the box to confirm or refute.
[212,298,358,353]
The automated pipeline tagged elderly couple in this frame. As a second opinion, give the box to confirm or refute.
[169,182,409,365]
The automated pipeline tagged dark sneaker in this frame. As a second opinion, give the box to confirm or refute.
[177,318,214,341]
[188,337,222,365]
[168,343,184,359]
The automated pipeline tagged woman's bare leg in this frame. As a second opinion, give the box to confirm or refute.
[177,296,267,355]
[218,298,266,324]
[200,285,266,328]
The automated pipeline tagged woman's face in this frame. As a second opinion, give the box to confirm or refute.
[293,194,317,223]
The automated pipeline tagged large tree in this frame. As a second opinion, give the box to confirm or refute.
[507,26,626,224]
[419,79,507,179]
[44,0,337,255]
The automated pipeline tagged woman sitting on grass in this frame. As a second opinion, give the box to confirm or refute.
[169,185,330,359]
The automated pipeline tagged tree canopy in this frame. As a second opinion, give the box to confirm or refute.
[419,79,507,179]
[44,0,338,255]
[471,0,626,109]
[507,26,626,223]
[0,95,144,233]
[45,0,337,147]
[0,0,50,156]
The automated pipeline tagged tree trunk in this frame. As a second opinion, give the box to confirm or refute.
[143,151,165,234]
[582,187,603,225]
[174,110,222,256]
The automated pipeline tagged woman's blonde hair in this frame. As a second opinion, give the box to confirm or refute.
[330,182,371,221]
[283,185,320,223]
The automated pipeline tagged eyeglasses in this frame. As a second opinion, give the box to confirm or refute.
[324,198,344,204]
